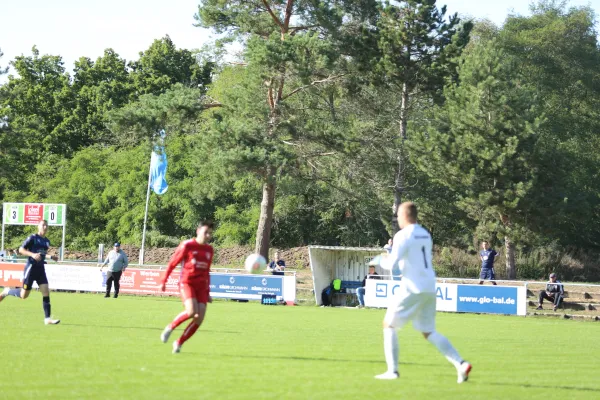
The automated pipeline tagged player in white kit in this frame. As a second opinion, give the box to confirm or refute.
[374,202,472,383]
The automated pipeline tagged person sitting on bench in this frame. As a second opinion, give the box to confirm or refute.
[356,265,381,308]
[536,273,564,312]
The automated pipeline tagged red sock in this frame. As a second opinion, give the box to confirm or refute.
[169,311,191,330]
[177,321,199,345]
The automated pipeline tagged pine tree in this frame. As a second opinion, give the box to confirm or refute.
[374,0,471,233]
[196,0,378,258]
[411,40,544,279]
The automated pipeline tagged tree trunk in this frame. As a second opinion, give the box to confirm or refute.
[391,154,403,234]
[504,235,516,280]
[392,82,410,234]
[399,82,409,140]
[255,166,276,259]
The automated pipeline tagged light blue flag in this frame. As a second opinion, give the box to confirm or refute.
[150,130,168,195]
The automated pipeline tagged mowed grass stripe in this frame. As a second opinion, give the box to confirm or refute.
[0,292,598,400]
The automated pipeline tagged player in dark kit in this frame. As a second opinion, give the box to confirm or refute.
[159,221,214,353]
[0,220,61,324]
[479,241,498,285]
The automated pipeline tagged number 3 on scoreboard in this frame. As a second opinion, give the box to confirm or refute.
[9,205,19,223]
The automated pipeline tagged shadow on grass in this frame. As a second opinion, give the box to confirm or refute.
[187,352,438,367]
[61,323,240,334]
[489,382,600,393]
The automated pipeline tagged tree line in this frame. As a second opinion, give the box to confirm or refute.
[1,1,599,280]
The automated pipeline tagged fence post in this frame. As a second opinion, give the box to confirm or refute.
[98,244,104,264]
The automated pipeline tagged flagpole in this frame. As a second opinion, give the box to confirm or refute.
[140,154,152,266]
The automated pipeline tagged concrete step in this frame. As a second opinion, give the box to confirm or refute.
[527,312,600,321]
[527,290,598,299]
[527,301,599,311]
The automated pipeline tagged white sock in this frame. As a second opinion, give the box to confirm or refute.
[383,327,399,374]
[427,331,463,368]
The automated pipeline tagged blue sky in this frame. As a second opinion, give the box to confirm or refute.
[1,0,599,78]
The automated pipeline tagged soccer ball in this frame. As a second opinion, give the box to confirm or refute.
[244,253,266,274]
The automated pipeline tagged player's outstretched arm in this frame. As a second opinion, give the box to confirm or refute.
[160,243,186,290]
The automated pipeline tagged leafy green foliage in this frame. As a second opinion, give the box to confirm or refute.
[2,1,600,280]
[410,38,545,277]
[129,36,214,96]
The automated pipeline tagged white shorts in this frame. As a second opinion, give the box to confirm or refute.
[384,291,436,333]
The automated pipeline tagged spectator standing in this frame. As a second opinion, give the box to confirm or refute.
[478,241,498,285]
[536,273,564,312]
[356,265,381,308]
[99,242,129,298]
[268,251,286,276]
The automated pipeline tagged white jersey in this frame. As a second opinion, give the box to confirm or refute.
[383,224,436,294]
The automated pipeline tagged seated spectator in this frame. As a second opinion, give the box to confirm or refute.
[383,239,393,254]
[356,265,381,308]
[1,249,17,263]
[268,251,285,276]
[536,273,564,312]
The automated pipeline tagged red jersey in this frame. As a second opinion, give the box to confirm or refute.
[161,239,214,285]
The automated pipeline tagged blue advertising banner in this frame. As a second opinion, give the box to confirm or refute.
[210,273,283,300]
[456,285,518,315]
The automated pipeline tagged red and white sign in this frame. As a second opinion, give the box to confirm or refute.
[0,262,25,286]
[0,262,179,295]
[119,269,179,296]
[24,204,45,224]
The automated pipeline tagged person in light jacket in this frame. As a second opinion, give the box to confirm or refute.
[99,242,128,298]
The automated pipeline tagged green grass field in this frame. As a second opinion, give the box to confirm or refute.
[0,292,598,400]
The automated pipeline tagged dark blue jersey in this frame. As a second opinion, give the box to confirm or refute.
[480,249,497,270]
[21,234,51,266]
[268,259,286,269]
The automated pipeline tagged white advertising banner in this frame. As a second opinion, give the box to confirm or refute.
[0,263,296,303]
[364,279,526,316]
[364,279,458,312]
[44,264,104,292]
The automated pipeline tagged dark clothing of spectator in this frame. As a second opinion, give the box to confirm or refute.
[269,259,286,276]
[357,272,382,307]
[538,280,564,310]
[361,272,382,287]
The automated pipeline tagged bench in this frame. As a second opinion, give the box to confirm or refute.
[332,280,362,306]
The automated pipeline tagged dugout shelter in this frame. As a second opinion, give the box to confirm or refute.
[308,245,388,306]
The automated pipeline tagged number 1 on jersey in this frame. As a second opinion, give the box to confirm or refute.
[421,246,428,269]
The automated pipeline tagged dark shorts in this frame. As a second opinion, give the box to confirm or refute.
[480,268,495,281]
[23,263,48,290]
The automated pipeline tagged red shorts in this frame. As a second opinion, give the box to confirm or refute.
[180,281,209,304]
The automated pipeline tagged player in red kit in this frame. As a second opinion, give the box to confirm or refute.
[159,221,214,353]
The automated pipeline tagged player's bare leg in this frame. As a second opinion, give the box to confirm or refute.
[39,284,60,325]
[375,321,400,380]
[1,287,27,301]
[173,301,206,353]
[161,292,197,344]
[0,287,10,302]
[422,332,470,383]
